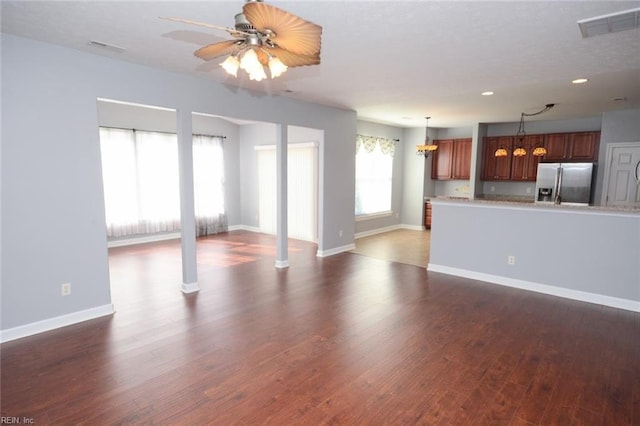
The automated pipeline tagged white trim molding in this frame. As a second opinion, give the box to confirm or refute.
[427,263,640,313]
[0,304,115,343]
[108,232,181,248]
[181,282,200,294]
[275,260,290,269]
[355,224,425,239]
[317,243,356,257]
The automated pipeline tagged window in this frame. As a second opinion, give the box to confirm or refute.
[355,135,396,216]
[99,127,226,239]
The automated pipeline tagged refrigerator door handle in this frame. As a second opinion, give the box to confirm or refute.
[554,166,563,204]
[635,160,640,184]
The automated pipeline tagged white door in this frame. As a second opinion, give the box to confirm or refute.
[603,143,640,207]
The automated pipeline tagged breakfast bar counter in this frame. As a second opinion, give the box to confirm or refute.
[427,197,640,312]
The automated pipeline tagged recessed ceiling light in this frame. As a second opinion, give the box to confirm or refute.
[481,91,494,96]
[572,78,589,84]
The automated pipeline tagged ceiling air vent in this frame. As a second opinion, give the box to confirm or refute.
[578,7,640,38]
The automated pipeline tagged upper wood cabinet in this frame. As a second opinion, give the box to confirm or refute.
[431,138,471,180]
[511,135,545,181]
[482,136,513,180]
[480,131,601,181]
[568,131,600,161]
[431,139,453,180]
[543,131,600,162]
[452,138,472,179]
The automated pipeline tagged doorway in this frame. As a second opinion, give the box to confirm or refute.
[602,142,640,208]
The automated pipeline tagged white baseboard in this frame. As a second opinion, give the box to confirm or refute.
[229,225,261,233]
[317,243,356,257]
[355,224,401,239]
[400,224,426,231]
[0,304,115,343]
[181,281,200,294]
[108,232,181,247]
[427,264,640,313]
[355,223,425,239]
[275,260,290,269]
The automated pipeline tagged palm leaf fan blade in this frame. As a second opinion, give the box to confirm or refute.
[243,2,322,57]
[260,47,320,67]
[194,40,239,60]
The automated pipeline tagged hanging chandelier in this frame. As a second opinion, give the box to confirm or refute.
[496,104,555,157]
[416,116,438,158]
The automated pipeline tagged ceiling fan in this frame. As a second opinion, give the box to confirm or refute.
[163,0,322,81]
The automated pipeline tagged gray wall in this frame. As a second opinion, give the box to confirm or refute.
[1,34,356,331]
[429,201,640,306]
[401,126,431,228]
[595,109,640,204]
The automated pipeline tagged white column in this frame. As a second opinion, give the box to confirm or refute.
[470,123,487,200]
[275,124,289,268]
[176,109,199,292]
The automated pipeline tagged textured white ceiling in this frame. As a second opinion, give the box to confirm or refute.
[2,0,640,128]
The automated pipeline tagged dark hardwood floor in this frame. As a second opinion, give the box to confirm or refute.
[2,231,639,425]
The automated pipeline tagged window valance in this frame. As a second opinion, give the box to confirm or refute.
[356,135,397,157]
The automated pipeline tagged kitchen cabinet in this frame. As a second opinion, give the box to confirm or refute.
[543,131,600,162]
[432,138,471,180]
[431,139,453,180]
[482,136,513,180]
[568,131,600,161]
[480,131,601,182]
[511,135,545,181]
[424,201,432,229]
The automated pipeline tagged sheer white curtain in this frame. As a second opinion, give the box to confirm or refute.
[99,127,180,237]
[256,143,318,242]
[135,131,181,234]
[193,135,227,237]
[100,128,227,239]
[99,127,139,236]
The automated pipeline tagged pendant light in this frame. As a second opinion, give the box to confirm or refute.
[416,116,438,158]
[495,104,555,157]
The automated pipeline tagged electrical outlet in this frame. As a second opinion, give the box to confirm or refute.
[526,187,532,194]
[490,186,495,192]
[61,283,71,296]
[508,255,516,265]
[338,229,343,238]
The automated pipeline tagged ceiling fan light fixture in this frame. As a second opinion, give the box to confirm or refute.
[220,54,240,77]
[268,56,288,78]
[240,49,261,73]
[248,65,267,81]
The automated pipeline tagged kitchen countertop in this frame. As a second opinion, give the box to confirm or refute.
[430,196,640,214]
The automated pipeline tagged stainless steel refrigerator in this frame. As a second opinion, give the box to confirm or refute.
[535,163,595,205]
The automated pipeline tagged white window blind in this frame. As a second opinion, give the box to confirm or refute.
[256,143,318,242]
